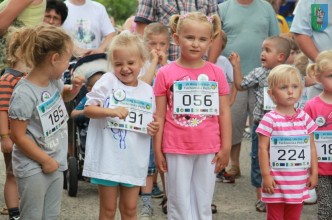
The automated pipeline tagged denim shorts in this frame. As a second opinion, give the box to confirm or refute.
[251,122,262,188]
[91,178,135,187]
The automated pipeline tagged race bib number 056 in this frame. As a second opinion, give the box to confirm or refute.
[270,135,311,169]
[37,91,68,137]
[173,81,219,115]
[107,97,153,134]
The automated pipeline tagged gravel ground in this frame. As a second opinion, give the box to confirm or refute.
[0,138,317,220]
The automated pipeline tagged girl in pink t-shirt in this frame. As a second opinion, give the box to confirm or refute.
[153,12,231,220]
[304,50,332,220]
[256,65,318,220]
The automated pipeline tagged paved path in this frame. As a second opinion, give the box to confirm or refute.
[0,138,317,219]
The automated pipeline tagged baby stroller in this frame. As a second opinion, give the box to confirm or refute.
[64,53,108,197]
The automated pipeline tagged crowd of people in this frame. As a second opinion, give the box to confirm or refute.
[0,0,331,220]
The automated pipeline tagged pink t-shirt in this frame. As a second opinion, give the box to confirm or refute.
[256,109,318,204]
[304,96,332,175]
[153,61,229,154]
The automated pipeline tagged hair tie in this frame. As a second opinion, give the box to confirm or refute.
[206,16,213,23]
[180,13,189,20]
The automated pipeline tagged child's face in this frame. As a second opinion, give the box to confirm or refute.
[269,79,302,108]
[261,40,282,69]
[173,20,212,62]
[51,47,73,80]
[112,48,143,87]
[146,33,169,55]
[317,70,332,94]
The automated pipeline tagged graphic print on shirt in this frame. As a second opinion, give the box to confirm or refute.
[170,75,216,127]
[74,19,96,49]
[311,4,328,31]
[314,111,332,127]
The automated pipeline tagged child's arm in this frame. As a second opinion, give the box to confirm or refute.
[229,83,237,106]
[153,96,167,172]
[258,134,276,194]
[84,105,128,119]
[307,133,318,189]
[212,95,231,173]
[0,111,13,153]
[62,76,85,102]
[139,50,159,85]
[71,109,84,118]
[10,119,59,173]
[228,52,246,91]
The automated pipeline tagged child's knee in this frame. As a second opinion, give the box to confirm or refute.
[119,202,137,217]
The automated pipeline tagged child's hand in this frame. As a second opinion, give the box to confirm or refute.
[155,151,167,173]
[262,175,276,194]
[147,115,159,136]
[41,157,59,173]
[158,51,168,66]
[307,173,318,190]
[150,49,159,64]
[228,52,240,67]
[109,106,129,119]
[71,75,85,93]
[1,136,13,153]
[211,149,230,173]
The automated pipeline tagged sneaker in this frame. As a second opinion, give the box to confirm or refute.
[151,184,164,198]
[255,200,266,212]
[216,169,235,183]
[139,204,153,219]
[0,207,8,215]
[304,188,317,205]
[227,165,241,178]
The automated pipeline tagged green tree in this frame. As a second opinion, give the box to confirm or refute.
[95,0,137,25]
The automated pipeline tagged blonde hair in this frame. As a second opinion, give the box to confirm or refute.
[8,24,73,68]
[5,27,24,67]
[143,22,170,43]
[294,53,309,76]
[169,12,221,39]
[220,29,227,50]
[107,31,149,67]
[268,64,303,91]
[306,50,332,78]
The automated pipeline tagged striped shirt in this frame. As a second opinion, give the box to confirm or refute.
[256,109,318,203]
[0,68,26,128]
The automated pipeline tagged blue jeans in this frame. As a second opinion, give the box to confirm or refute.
[251,122,262,188]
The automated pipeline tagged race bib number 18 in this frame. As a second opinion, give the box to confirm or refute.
[173,81,219,115]
[314,131,332,162]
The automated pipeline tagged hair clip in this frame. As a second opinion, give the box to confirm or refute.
[206,16,213,23]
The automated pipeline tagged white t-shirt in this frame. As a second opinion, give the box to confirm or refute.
[62,0,115,49]
[82,72,155,186]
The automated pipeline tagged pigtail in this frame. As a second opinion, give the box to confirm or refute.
[306,63,316,79]
[210,14,221,40]
[5,27,24,67]
[20,27,38,68]
[169,14,181,35]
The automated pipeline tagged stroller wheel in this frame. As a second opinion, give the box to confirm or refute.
[67,156,78,197]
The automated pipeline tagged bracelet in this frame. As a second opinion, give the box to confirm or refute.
[0,134,9,138]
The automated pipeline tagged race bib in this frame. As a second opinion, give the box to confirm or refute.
[270,135,311,169]
[173,81,219,115]
[106,95,153,134]
[314,131,332,162]
[37,91,68,137]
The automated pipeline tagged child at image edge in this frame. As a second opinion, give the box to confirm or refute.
[304,50,332,220]
[8,25,84,219]
[82,32,159,220]
[256,65,318,220]
[153,12,231,220]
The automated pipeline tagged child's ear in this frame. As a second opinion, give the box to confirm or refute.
[50,52,60,65]
[173,33,180,46]
[278,53,286,63]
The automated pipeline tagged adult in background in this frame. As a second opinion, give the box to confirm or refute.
[43,0,68,26]
[134,0,223,62]
[290,0,332,99]
[62,0,116,57]
[218,0,279,212]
